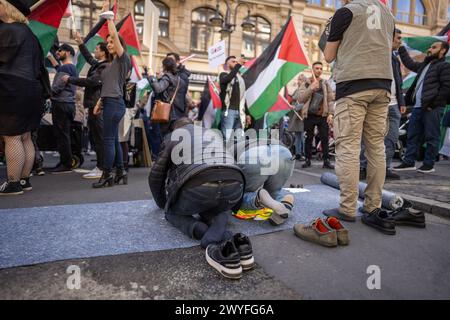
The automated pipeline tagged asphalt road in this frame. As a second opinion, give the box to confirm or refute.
[1,156,450,300]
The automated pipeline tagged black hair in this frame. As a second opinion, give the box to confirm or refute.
[96,42,113,62]
[166,52,180,62]
[162,57,178,74]
[312,61,323,67]
[394,28,402,34]
[439,41,449,56]
[225,56,237,64]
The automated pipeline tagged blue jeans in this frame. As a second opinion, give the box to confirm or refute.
[166,180,244,248]
[404,106,444,167]
[361,104,401,169]
[102,97,125,171]
[239,145,294,210]
[221,109,241,142]
[294,132,304,156]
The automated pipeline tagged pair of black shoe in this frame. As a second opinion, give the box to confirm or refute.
[0,178,32,196]
[362,202,426,235]
[92,169,128,188]
[206,233,254,280]
[302,159,335,170]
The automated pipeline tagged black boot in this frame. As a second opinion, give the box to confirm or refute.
[92,170,114,188]
[114,168,128,185]
[302,159,311,169]
[323,159,335,170]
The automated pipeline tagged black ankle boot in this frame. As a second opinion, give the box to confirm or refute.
[323,159,335,170]
[114,168,128,185]
[92,170,114,188]
[302,159,311,168]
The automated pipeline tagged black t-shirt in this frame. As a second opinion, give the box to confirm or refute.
[328,7,391,100]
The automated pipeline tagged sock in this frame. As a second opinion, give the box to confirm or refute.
[193,222,208,240]
[258,189,288,216]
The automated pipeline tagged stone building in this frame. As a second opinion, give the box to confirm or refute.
[60,0,450,99]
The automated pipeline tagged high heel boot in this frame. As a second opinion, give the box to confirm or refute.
[92,170,114,188]
[114,167,128,185]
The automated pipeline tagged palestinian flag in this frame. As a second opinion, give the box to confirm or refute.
[116,13,142,56]
[75,0,117,73]
[207,77,222,129]
[136,78,151,101]
[28,0,70,55]
[404,35,450,61]
[265,94,292,128]
[243,17,309,120]
[240,58,256,74]
[130,55,143,82]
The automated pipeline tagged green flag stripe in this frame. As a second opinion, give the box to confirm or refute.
[266,109,290,127]
[76,35,105,73]
[29,20,57,56]
[248,61,307,120]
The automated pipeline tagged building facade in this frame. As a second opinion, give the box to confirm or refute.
[59,0,450,99]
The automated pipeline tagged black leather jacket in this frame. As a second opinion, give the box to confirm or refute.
[68,43,108,109]
[148,119,245,212]
[399,46,450,109]
[392,52,406,108]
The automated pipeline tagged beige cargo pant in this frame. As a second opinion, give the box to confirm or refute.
[333,89,390,216]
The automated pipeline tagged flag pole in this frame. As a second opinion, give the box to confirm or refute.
[30,0,47,11]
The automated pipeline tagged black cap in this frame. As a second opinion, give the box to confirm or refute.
[5,0,30,16]
[58,43,75,57]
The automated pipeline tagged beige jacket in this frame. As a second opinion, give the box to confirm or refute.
[297,78,335,119]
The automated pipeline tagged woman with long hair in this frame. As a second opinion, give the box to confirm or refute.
[92,0,131,188]
[148,57,187,135]
[0,0,50,195]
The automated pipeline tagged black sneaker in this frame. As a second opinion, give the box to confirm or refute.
[19,178,32,191]
[388,202,426,228]
[49,164,73,174]
[302,159,311,169]
[362,209,396,235]
[323,160,335,170]
[417,164,435,174]
[232,233,254,271]
[386,169,400,180]
[206,240,243,280]
[0,181,23,196]
[35,167,45,176]
[393,162,416,171]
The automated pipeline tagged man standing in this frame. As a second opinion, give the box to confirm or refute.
[66,32,110,179]
[361,29,407,181]
[48,43,78,173]
[219,56,248,142]
[393,41,450,173]
[323,0,396,235]
[297,62,335,169]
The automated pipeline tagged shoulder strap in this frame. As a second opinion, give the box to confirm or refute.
[169,76,181,105]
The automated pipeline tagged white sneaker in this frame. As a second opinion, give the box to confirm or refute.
[83,167,103,179]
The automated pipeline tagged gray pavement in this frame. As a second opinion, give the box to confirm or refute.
[1,155,450,299]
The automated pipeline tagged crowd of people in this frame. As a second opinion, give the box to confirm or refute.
[1,0,450,279]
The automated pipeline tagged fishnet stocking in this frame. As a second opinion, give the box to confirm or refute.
[3,132,35,182]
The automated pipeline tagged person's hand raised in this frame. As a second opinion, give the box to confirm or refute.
[74,31,83,45]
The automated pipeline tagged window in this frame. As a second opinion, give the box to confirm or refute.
[387,0,427,25]
[135,0,170,38]
[413,0,426,25]
[191,7,222,53]
[307,0,342,10]
[71,0,103,37]
[242,16,271,59]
